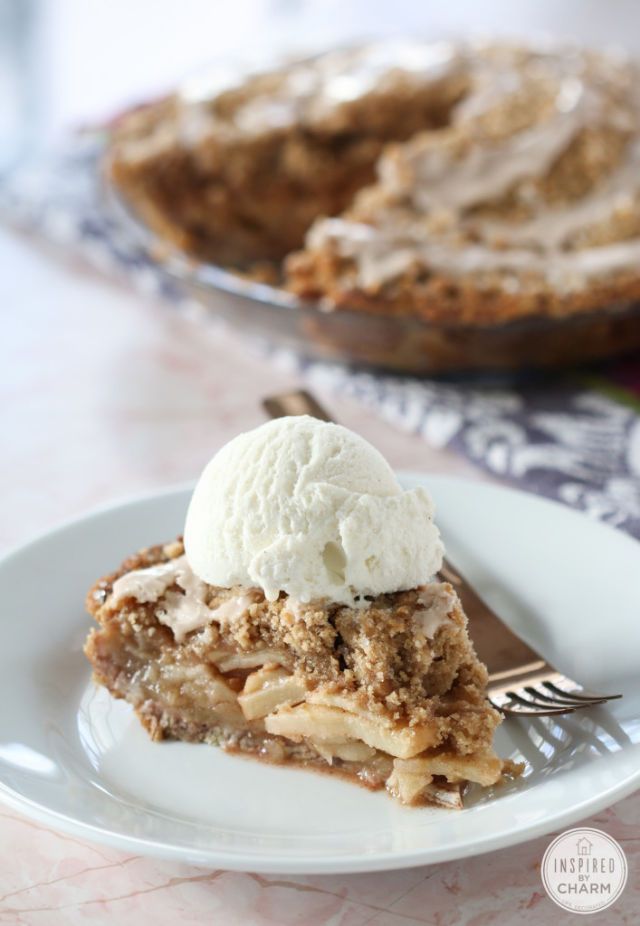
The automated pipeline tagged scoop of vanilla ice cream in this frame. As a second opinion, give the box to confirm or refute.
[184,415,443,606]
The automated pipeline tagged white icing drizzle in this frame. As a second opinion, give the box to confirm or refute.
[311,218,640,294]
[385,79,595,213]
[416,583,456,638]
[484,140,640,250]
[111,555,256,642]
[111,556,200,604]
[110,555,457,642]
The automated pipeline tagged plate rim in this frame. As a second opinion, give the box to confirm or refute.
[1,769,638,873]
[1,475,639,873]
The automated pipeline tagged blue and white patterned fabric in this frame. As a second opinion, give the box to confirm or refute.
[3,137,640,538]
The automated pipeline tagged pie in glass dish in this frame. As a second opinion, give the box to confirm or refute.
[85,417,519,808]
[106,39,640,371]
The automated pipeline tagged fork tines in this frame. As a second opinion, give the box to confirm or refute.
[490,676,621,717]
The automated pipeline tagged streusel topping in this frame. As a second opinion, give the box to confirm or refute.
[89,539,488,728]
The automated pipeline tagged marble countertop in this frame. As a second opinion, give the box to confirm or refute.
[0,228,637,925]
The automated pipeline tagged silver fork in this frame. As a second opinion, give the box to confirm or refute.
[263,388,623,717]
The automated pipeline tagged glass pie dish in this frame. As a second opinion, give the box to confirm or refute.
[104,180,640,376]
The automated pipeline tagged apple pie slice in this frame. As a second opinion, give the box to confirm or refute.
[85,539,513,808]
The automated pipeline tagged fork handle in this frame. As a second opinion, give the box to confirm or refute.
[439,559,546,679]
[263,390,333,422]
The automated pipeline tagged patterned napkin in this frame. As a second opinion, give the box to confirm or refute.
[2,136,640,538]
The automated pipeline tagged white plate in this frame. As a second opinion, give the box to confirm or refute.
[1,475,639,873]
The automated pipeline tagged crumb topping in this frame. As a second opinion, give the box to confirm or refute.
[87,538,492,732]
